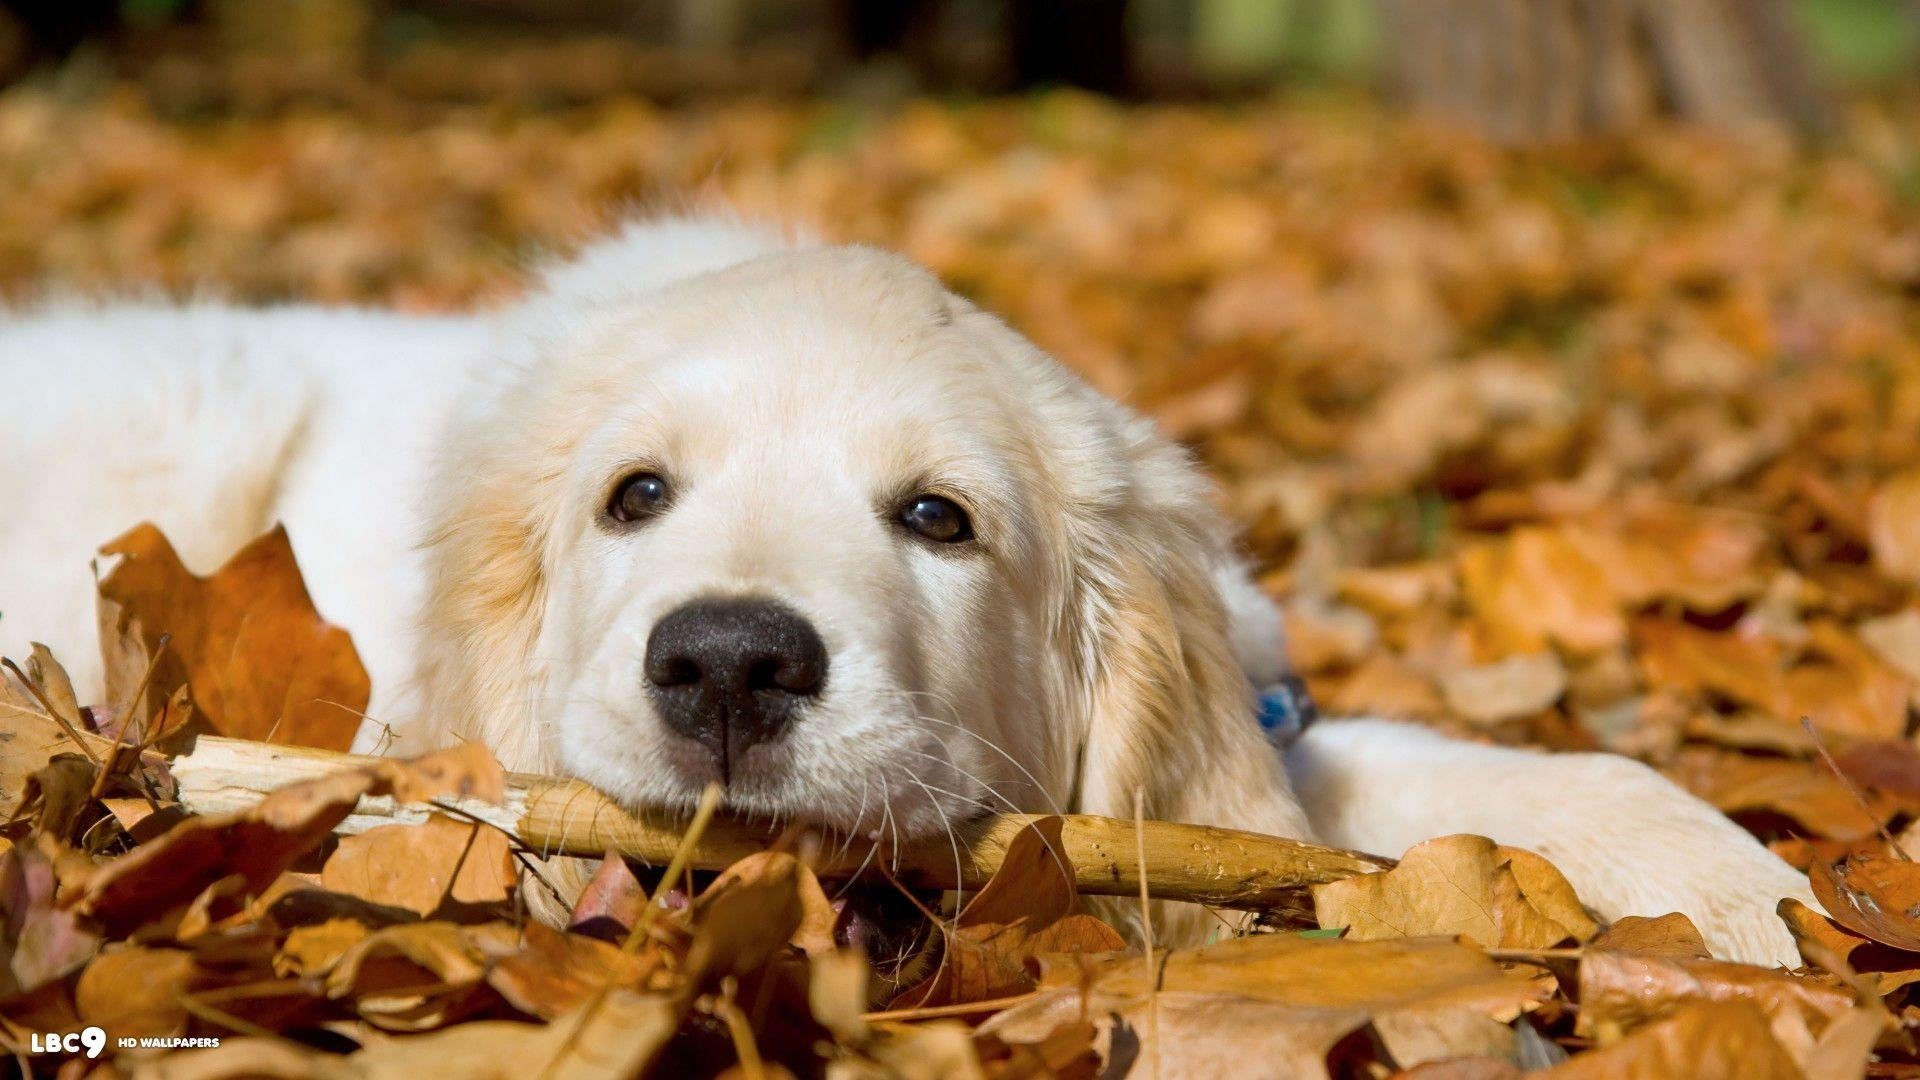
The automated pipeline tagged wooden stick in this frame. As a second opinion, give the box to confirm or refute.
[168,735,1390,909]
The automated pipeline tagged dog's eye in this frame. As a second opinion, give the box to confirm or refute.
[899,495,973,544]
[609,472,671,523]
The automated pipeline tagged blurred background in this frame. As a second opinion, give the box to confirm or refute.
[5,1,1920,856]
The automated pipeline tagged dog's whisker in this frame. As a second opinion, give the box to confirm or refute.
[831,776,873,862]
[895,708,1063,817]
[894,760,1000,817]
[904,742,1022,813]
[900,767,968,919]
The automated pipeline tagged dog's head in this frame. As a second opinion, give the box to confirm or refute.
[413,232,1301,851]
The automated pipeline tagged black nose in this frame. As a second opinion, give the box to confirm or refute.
[643,597,827,776]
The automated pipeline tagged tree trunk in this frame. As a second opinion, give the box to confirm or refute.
[1378,0,1833,141]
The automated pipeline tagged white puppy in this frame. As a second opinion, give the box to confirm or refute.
[0,216,1813,964]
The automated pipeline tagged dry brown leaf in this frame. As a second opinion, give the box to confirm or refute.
[568,851,646,941]
[1459,528,1625,658]
[1591,913,1711,959]
[1437,652,1569,725]
[18,754,97,843]
[1809,851,1920,952]
[860,1020,986,1080]
[973,1018,1100,1080]
[1281,597,1379,674]
[1636,618,1787,716]
[1545,1000,1801,1079]
[276,917,370,978]
[990,988,1377,1080]
[1573,949,1866,1068]
[1668,747,1902,841]
[350,987,677,1079]
[683,849,842,986]
[0,657,116,820]
[323,920,513,1030]
[485,920,662,1019]
[0,844,98,996]
[97,523,370,750]
[1869,468,1920,586]
[1858,608,1920,682]
[808,949,871,1043]
[895,816,1125,1008]
[999,933,1552,1076]
[1782,621,1911,739]
[1312,834,1596,950]
[321,812,515,916]
[1333,563,1453,619]
[1778,897,1920,995]
[71,742,504,934]
[74,944,196,1038]
[1323,652,1445,719]
[1830,738,1920,798]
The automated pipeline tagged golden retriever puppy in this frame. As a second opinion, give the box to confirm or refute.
[0,216,1813,964]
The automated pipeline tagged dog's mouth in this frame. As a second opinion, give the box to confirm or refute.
[825,880,938,974]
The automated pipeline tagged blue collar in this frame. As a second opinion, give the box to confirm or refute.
[1257,675,1317,750]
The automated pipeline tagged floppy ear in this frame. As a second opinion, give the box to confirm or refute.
[403,381,569,775]
[1063,427,1314,864]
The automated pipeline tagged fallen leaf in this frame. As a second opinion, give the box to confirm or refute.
[1438,653,1569,725]
[686,850,809,985]
[895,816,1125,1008]
[322,812,516,916]
[97,523,370,750]
[569,851,646,941]
[999,933,1552,1076]
[1809,851,1920,952]
[1545,1000,1800,1079]
[1778,897,1920,995]
[1668,747,1902,841]
[18,754,97,843]
[74,944,196,1038]
[72,742,504,934]
[1591,913,1711,959]
[1459,528,1625,658]
[1573,949,1865,1069]
[1313,834,1596,950]
[1830,738,1920,799]
[165,987,682,1080]
[485,920,663,1020]
[1858,608,1920,682]
[1869,469,1920,586]
[0,659,114,820]
[808,949,871,1043]
[276,917,371,978]
[1636,618,1787,717]
[0,844,98,996]
[324,920,511,1030]
[1323,652,1445,719]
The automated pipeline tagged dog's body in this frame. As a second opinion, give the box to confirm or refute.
[0,217,1813,964]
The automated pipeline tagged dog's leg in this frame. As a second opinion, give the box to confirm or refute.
[1284,718,1813,967]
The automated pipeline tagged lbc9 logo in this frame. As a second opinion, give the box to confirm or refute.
[30,1027,106,1058]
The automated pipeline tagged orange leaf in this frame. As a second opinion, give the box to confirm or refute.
[97,523,369,750]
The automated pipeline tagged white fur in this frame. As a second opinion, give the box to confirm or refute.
[0,216,1814,965]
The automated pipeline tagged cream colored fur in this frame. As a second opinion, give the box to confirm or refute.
[0,215,1814,965]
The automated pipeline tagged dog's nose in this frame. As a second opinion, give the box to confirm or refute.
[643,597,827,772]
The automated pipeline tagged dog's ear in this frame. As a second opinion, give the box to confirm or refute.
[1062,429,1311,848]
[405,387,566,774]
